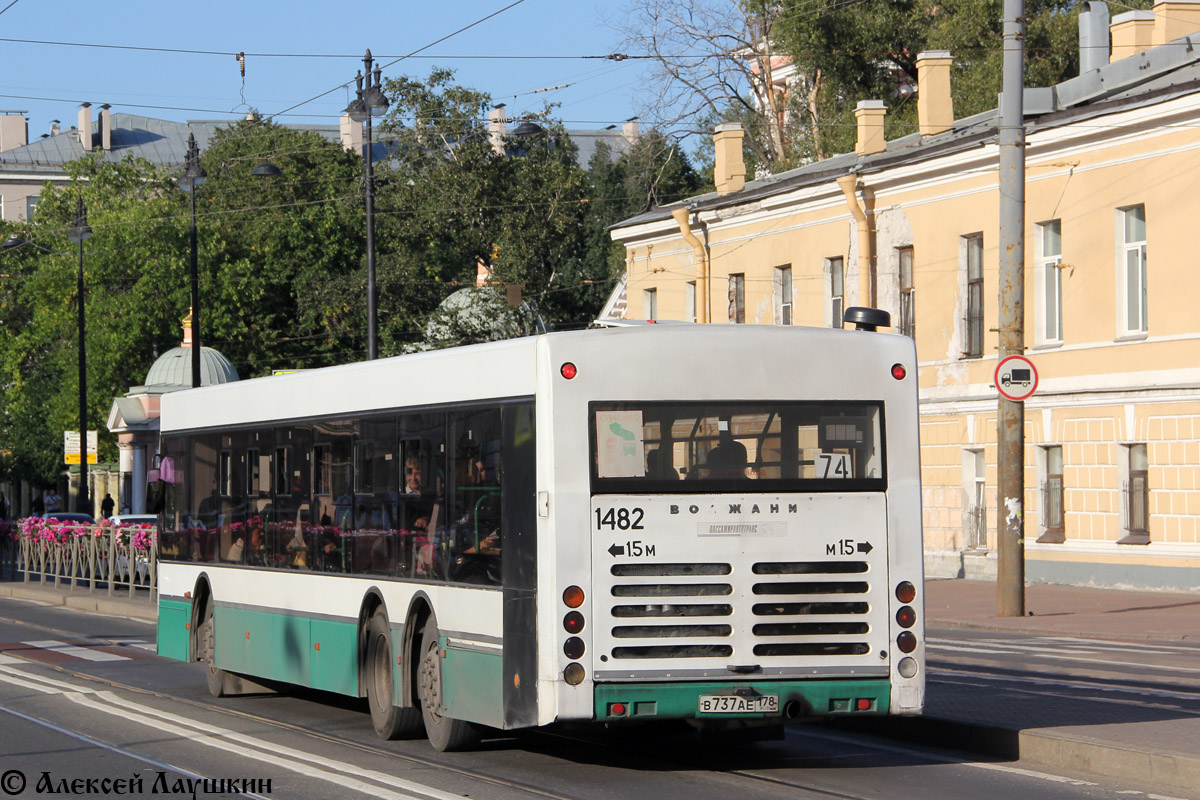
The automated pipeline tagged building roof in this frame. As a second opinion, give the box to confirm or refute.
[611,32,1200,231]
[0,114,345,175]
[139,344,240,392]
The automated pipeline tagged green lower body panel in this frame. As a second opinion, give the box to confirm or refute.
[441,643,504,728]
[157,598,192,661]
[186,604,361,697]
[594,679,891,721]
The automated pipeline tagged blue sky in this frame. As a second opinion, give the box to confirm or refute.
[0,0,648,136]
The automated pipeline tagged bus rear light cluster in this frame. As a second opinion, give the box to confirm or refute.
[891,363,907,380]
[563,586,586,684]
[895,581,919,655]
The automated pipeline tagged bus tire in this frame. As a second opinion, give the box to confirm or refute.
[197,600,227,698]
[366,608,423,740]
[417,618,481,752]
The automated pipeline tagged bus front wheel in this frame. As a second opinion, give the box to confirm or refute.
[366,608,423,740]
[417,618,481,752]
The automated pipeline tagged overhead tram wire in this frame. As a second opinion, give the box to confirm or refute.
[267,0,530,121]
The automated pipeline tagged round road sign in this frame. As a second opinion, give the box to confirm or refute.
[994,355,1038,402]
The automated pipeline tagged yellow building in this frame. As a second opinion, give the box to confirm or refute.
[609,2,1200,590]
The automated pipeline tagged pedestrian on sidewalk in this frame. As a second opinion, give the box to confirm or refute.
[31,490,44,516]
[45,489,60,514]
[0,491,8,520]
[100,493,114,519]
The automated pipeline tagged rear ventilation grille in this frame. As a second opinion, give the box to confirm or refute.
[606,561,872,661]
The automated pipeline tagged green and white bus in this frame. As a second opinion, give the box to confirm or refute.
[155,317,924,751]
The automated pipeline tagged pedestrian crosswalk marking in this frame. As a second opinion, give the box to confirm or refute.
[22,640,129,661]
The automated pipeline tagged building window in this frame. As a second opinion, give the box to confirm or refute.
[685,281,696,323]
[643,288,658,321]
[1121,204,1147,335]
[898,246,914,339]
[1120,443,1150,545]
[828,257,844,327]
[773,265,793,325]
[728,273,745,323]
[965,449,987,550]
[1038,220,1063,344]
[964,234,984,358]
[24,195,39,221]
[1038,445,1064,543]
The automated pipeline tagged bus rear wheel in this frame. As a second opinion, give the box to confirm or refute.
[417,618,481,752]
[366,608,423,740]
[196,600,227,698]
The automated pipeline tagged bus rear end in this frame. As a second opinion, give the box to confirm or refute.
[540,325,923,733]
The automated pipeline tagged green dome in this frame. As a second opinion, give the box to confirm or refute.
[144,345,239,389]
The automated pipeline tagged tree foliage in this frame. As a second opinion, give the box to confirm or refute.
[0,70,700,486]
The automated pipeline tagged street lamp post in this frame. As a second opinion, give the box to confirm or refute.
[346,49,389,360]
[180,133,207,388]
[67,197,92,513]
[3,203,92,513]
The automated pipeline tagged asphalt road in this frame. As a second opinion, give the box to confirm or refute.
[0,598,1191,800]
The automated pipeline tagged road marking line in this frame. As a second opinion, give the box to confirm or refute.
[932,669,1200,703]
[21,639,129,662]
[928,641,1200,675]
[0,664,461,799]
[791,727,1098,786]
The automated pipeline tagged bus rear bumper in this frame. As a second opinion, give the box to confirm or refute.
[593,678,892,722]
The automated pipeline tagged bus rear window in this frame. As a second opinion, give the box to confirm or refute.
[590,401,885,494]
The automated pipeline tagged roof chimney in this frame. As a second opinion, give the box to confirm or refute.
[1110,9,1155,60]
[854,100,887,155]
[339,112,363,153]
[1153,0,1200,47]
[489,106,507,155]
[623,117,640,145]
[0,113,28,152]
[713,122,746,195]
[50,120,60,137]
[78,103,93,151]
[1080,2,1111,72]
[915,52,954,137]
[99,104,112,151]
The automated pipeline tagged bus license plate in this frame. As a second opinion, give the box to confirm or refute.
[698,694,778,714]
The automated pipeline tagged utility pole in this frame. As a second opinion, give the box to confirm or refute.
[997,0,1027,616]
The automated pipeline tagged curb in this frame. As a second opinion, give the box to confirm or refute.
[1018,728,1200,794]
[927,618,1196,643]
[0,583,157,622]
[834,715,1200,796]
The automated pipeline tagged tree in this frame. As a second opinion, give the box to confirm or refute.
[372,69,604,344]
[614,0,793,173]
[769,0,1157,159]
[584,129,704,283]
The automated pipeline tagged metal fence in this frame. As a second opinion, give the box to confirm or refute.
[1,521,157,601]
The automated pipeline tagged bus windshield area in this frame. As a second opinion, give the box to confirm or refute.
[590,401,885,494]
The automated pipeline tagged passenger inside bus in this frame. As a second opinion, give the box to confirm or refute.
[646,448,680,480]
[705,434,749,479]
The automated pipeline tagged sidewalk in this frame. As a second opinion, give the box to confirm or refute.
[0,577,1197,793]
[0,579,157,622]
[880,578,1200,795]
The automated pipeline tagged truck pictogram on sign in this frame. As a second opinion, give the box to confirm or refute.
[994,355,1039,402]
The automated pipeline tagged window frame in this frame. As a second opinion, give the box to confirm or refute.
[827,256,844,328]
[963,234,984,358]
[643,287,658,321]
[773,264,793,325]
[1119,205,1147,336]
[728,273,745,324]
[897,246,915,339]
[1037,220,1063,345]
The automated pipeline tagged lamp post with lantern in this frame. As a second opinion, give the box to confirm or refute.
[345,49,389,360]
